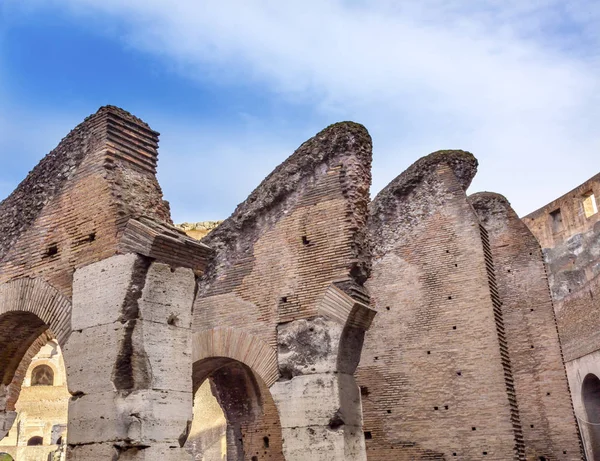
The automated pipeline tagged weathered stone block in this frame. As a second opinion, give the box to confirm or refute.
[278,317,342,378]
[271,372,362,428]
[72,254,140,330]
[139,320,191,393]
[67,442,119,460]
[63,323,126,395]
[68,389,192,445]
[281,425,366,461]
[138,262,195,327]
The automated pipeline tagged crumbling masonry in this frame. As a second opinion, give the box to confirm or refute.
[0,105,594,460]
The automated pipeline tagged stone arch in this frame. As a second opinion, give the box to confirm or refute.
[189,330,284,461]
[582,373,600,457]
[0,278,71,347]
[191,327,279,387]
[0,278,71,439]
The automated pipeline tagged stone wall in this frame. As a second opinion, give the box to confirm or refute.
[524,175,600,459]
[0,105,589,461]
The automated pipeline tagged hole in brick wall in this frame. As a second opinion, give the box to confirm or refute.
[88,232,96,242]
[364,431,372,440]
[45,244,58,258]
[434,406,438,410]
[472,427,476,431]
[457,371,462,376]
[309,327,314,332]
[252,457,258,461]
[263,436,269,448]
[550,208,564,233]
[446,250,450,253]
[547,392,551,396]
[374,357,379,361]
[483,452,488,455]
[302,235,310,245]
[360,386,370,396]
[529,252,533,256]
[563,451,567,454]
[539,457,547,461]
[444,405,449,410]
[452,326,457,330]
[448,296,452,300]
[386,306,390,311]
[387,409,391,414]
[530,424,534,428]
[281,297,287,303]
[530,308,534,312]
[531,345,535,349]
[452,453,457,457]
[455,263,458,267]
[427,351,431,355]
[507,269,511,273]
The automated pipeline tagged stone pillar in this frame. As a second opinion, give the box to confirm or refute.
[0,386,15,440]
[272,303,372,461]
[64,254,195,460]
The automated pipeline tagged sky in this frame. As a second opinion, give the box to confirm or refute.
[0,1,598,223]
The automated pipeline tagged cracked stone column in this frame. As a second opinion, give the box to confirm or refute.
[271,300,373,461]
[64,254,195,460]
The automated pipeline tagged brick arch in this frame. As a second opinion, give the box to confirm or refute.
[0,278,71,347]
[191,327,278,387]
[0,279,71,440]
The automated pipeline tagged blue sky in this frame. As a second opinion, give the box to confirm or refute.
[1,1,599,222]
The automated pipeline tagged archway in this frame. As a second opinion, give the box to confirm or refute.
[582,373,600,457]
[0,335,69,460]
[0,278,72,461]
[186,357,284,461]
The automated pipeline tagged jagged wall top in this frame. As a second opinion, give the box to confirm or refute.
[202,121,372,278]
[0,106,161,261]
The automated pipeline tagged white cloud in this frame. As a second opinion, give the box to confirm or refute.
[7,0,600,217]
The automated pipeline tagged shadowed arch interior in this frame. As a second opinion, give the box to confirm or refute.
[0,312,48,386]
[187,357,284,461]
[582,373,600,456]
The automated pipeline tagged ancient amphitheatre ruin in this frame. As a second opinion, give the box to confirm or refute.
[0,105,598,460]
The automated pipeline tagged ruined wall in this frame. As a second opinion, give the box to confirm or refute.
[195,121,373,460]
[524,174,599,250]
[0,105,171,298]
[470,193,582,461]
[524,175,600,459]
[358,151,524,460]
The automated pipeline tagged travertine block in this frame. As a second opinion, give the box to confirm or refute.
[67,442,118,460]
[271,372,362,428]
[140,320,191,393]
[63,323,126,394]
[68,443,192,461]
[71,254,140,330]
[278,317,342,377]
[138,262,195,327]
[68,389,192,445]
[281,425,366,461]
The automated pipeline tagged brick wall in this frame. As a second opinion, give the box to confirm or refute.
[358,151,523,460]
[0,105,171,299]
[194,121,372,460]
[470,192,582,461]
